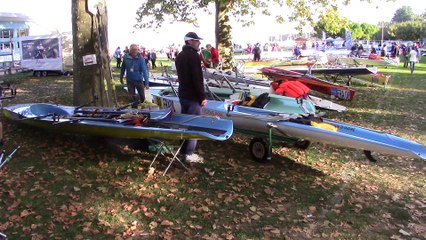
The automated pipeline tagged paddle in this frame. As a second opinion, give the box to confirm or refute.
[116,100,140,111]
[0,146,21,169]
[52,116,134,125]
[18,113,57,121]
[0,150,5,165]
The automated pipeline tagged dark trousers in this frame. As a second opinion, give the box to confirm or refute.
[151,60,156,69]
[179,98,202,155]
[127,81,145,108]
[116,58,122,68]
[253,53,260,61]
[403,56,409,68]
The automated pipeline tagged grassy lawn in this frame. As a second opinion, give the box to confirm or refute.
[0,57,425,239]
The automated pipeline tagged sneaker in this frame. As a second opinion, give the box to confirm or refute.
[184,154,204,163]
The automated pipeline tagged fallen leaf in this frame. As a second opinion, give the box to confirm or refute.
[161,220,174,226]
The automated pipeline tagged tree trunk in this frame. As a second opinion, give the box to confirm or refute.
[215,0,234,71]
[72,0,115,107]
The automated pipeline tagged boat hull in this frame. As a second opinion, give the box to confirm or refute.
[204,69,347,112]
[260,67,356,101]
[152,91,426,160]
[3,103,233,141]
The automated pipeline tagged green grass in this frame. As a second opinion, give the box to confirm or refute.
[0,58,425,239]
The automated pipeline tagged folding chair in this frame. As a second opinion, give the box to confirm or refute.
[147,138,189,176]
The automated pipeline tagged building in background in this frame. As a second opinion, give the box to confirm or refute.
[0,12,30,64]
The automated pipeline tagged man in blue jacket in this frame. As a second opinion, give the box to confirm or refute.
[175,32,207,163]
[120,44,150,108]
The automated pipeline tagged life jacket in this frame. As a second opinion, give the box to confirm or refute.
[274,81,310,98]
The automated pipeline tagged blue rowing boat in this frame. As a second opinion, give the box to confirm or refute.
[152,89,426,162]
[3,103,234,141]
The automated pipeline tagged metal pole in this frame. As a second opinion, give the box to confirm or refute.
[381,22,384,47]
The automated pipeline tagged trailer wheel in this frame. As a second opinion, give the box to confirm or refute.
[249,137,270,163]
[293,140,311,150]
[41,71,48,77]
[34,71,41,77]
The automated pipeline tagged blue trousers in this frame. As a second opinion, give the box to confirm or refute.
[179,98,202,155]
[410,61,415,74]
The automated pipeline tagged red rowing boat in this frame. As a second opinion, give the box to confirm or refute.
[260,67,356,101]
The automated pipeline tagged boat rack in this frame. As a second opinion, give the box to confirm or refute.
[147,138,189,175]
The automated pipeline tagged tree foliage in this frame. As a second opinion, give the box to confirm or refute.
[388,20,426,40]
[135,0,338,70]
[359,23,379,40]
[391,6,415,23]
[313,6,349,38]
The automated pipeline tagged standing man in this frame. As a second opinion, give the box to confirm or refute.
[253,43,261,61]
[120,44,150,108]
[150,49,157,69]
[175,32,207,163]
[409,46,418,75]
[114,46,122,68]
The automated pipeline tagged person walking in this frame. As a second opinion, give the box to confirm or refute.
[175,32,207,163]
[114,46,122,68]
[409,46,418,75]
[150,50,157,69]
[120,44,150,108]
[253,43,261,61]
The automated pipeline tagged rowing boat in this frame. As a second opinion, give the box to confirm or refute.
[337,57,395,66]
[3,103,234,141]
[152,89,426,162]
[260,67,356,101]
[203,68,347,112]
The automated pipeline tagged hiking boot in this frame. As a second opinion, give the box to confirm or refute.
[184,154,204,163]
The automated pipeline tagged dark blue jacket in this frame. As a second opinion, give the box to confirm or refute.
[120,54,149,86]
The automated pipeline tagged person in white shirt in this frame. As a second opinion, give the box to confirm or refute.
[409,47,418,75]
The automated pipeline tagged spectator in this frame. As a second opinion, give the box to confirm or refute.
[150,50,157,69]
[409,46,418,75]
[175,32,207,163]
[381,44,388,58]
[200,47,212,68]
[120,44,150,108]
[293,45,301,59]
[253,43,261,61]
[402,44,411,68]
[206,44,219,68]
[114,46,122,68]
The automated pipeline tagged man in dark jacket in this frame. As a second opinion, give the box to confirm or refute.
[175,32,207,163]
[120,44,150,108]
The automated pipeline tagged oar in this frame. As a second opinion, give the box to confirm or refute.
[18,113,56,121]
[116,100,140,111]
[73,109,152,119]
[0,146,21,169]
[0,150,5,165]
[52,117,133,125]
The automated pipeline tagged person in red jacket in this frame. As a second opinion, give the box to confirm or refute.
[206,44,219,68]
